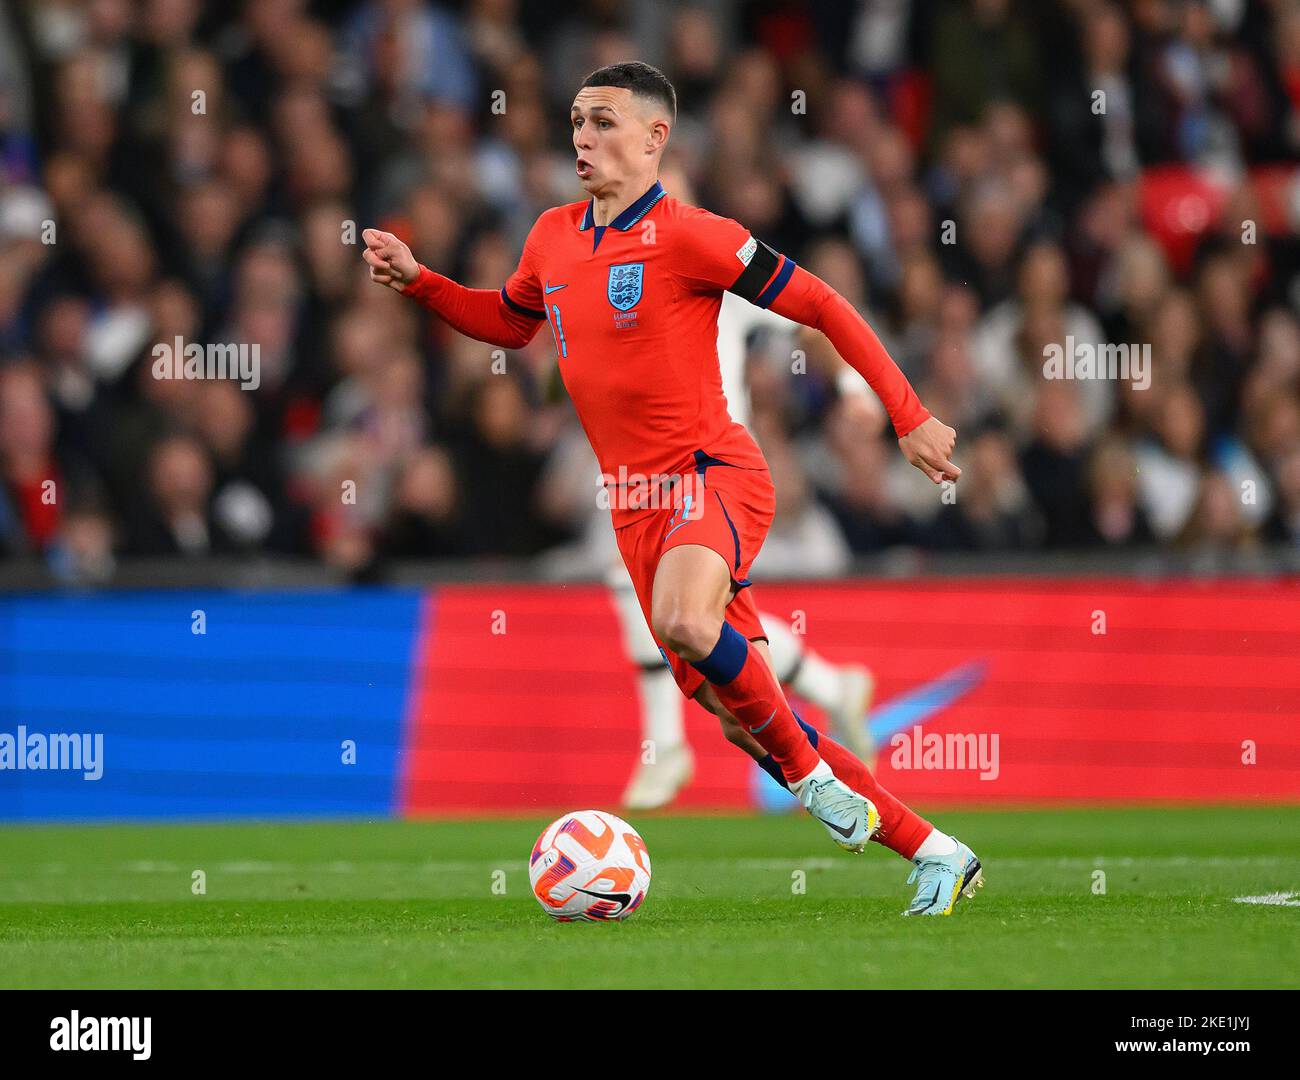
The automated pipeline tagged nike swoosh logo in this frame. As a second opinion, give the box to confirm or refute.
[815,814,857,839]
[544,282,567,294]
[866,659,988,744]
[570,885,633,915]
[747,709,776,734]
[752,659,990,813]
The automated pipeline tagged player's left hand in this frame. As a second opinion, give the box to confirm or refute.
[361,228,419,290]
[898,416,960,485]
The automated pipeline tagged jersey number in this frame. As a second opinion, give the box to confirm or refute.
[546,303,568,358]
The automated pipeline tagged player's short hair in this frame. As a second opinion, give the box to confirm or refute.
[580,61,677,122]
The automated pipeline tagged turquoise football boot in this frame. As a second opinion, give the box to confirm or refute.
[799,775,880,853]
[902,840,983,916]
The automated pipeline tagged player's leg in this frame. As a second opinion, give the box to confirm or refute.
[760,613,877,761]
[696,673,983,915]
[609,569,693,810]
[695,663,928,861]
[650,542,878,851]
[651,544,811,780]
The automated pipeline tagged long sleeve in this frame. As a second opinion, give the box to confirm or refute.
[766,265,931,438]
[671,205,932,438]
[402,265,543,350]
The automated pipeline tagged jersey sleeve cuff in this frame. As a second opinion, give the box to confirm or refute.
[893,406,932,438]
[402,264,439,302]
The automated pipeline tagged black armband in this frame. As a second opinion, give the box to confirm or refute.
[727,239,782,304]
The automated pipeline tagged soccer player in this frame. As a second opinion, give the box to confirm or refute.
[618,282,877,811]
[363,62,982,915]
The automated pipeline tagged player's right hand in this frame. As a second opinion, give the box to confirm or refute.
[362,228,419,291]
[898,415,961,485]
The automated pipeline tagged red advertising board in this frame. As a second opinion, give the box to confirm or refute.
[400,578,1300,814]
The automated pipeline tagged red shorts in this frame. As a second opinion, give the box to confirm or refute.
[613,458,775,698]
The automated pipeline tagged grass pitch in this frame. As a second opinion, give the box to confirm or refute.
[0,807,1296,989]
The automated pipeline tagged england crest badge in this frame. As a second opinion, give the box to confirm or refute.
[607,262,644,311]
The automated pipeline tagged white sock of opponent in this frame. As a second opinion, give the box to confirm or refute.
[638,664,685,750]
[761,614,843,707]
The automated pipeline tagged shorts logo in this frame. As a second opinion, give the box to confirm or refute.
[665,493,697,539]
[736,236,757,266]
[607,263,643,311]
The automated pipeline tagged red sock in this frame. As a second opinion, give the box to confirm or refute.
[814,736,933,859]
[703,643,822,785]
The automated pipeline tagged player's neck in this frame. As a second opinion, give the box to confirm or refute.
[590,173,661,227]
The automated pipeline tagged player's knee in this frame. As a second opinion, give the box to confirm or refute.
[652,607,722,660]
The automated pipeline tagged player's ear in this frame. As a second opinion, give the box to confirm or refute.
[646,118,670,154]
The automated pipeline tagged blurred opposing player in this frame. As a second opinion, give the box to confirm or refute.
[364,62,982,914]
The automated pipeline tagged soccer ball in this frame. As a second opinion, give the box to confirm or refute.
[528,810,651,922]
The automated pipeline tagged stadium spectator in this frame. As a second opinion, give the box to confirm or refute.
[0,0,1296,580]
[928,421,1042,550]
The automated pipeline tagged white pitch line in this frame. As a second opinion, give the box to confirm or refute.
[733,856,1290,871]
[1233,892,1300,907]
[0,854,1290,880]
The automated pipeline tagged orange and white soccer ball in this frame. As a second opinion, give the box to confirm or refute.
[529,810,651,922]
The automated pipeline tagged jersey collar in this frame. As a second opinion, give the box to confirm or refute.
[579,180,667,232]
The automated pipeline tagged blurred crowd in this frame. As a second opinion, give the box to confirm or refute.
[2,0,1299,583]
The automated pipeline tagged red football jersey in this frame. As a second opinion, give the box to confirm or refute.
[404,179,931,526]
[501,182,777,524]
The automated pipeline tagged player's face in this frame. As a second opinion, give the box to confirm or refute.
[570,87,655,194]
